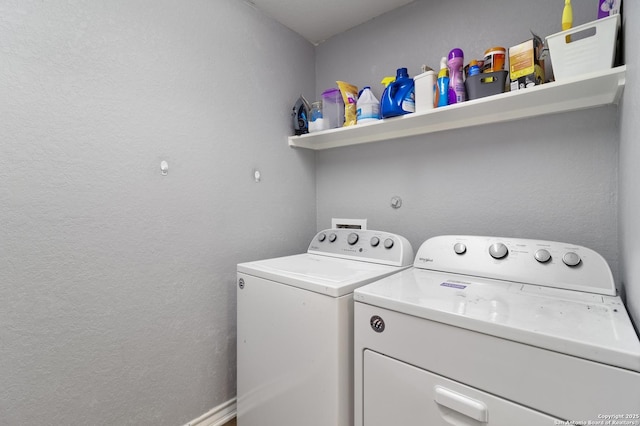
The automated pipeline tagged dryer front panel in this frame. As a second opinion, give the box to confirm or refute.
[363,350,561,426]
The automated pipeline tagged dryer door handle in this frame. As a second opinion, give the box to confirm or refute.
[434,386,488,423]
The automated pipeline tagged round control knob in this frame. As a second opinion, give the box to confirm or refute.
[317,233,326,242]
[347,233,359,245]
[489,243,508,259]
[453,243,467,255]
[370,237,380,247]
[383,238,394,249]
[328,233,337,243]
[534,249,552,263]
[563,252,581,267]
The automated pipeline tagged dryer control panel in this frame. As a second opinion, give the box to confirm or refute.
[308,229,414,267]
[414,235,615,296]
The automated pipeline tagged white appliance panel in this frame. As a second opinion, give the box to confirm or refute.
[413,235,616,295]
[354,236,640,426]
[354,302,640,425]
[237,229,414,426]
[307,229,414,267]
[354,268,640,371]
[363,350,561,425]
[237,273,351,426]
[237,253,406,297]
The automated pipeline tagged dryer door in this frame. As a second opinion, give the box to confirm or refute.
[363,350,562,426]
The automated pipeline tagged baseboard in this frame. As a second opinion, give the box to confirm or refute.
[184,398,237,426]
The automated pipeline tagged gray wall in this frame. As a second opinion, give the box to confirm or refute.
[1,1,638,425]
[315,0,625,294]
[0,1,315,425]
[620,1,640,326]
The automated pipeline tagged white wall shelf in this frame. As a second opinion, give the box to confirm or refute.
[288,66,626,151]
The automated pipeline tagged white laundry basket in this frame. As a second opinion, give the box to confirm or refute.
[546,14,620,80]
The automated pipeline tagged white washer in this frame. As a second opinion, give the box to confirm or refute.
[237,228,414,426]
[354,235,640,426]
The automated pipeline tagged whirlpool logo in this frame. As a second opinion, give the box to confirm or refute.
[418,257,434,263]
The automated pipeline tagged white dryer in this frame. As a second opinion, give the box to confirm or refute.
[354,235,640,426]
[237,228,414,426]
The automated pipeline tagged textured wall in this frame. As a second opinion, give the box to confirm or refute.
[619,2,640,325]
[315,0,622,287]
[0,1,315,425]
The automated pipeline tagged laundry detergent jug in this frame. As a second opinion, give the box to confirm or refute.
[380,68,415,118]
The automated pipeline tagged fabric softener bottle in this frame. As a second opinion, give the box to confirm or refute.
[380,68,415,118]
[448,48,466,104]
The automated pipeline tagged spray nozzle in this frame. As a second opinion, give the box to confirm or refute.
[381,76,395,88]
[438,57,449,78]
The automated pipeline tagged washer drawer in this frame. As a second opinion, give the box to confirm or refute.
[363,350,561,426]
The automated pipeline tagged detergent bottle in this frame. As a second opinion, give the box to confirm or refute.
[448,48,466,104]
[380,68,415,118]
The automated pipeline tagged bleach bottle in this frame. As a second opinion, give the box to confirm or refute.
[380,68,415,118]
[356,86,380,124]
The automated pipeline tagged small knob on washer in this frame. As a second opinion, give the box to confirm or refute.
[348,233,359,245]
[453,243,467,255]
[489,243,508,259]
[384,238,394,249]
[563,252,581,267]
[534,249,552,263]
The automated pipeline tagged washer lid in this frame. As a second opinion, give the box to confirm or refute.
[354,268,640,372]
[238,253,408,297]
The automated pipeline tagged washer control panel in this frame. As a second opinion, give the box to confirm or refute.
[414,235,615,296]
[308,229,414,267]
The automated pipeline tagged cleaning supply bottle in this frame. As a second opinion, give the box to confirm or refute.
[562,0,573,42]
[468,60,481,77]
[436,57,449,108]
[448,48,466,104]
[380,68,415,118]
[356,86,380,124]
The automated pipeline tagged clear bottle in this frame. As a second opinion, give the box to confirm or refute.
[309,101,325,133]
[321,88,344,129]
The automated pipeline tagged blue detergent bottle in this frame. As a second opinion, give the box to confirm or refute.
[380,68,415,118]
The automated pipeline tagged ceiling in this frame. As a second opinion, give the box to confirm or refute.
[247,0,415,45]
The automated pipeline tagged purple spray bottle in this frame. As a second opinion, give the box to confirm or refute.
[448,48,466,104]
